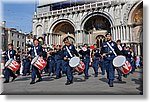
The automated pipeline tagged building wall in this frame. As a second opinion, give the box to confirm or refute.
[33,0,143,55]
[7,30,26,52]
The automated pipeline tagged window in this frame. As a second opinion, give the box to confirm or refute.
[17,34,20,38]
[22,36,24,39]
[12,33,14,36]
[22,42,24,47]
[12,40,14,45]
[17,41,19,47]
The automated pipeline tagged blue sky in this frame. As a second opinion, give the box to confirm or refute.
[3,2,36,33]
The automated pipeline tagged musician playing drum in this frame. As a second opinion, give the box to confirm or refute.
[79,44,90,80]
[101,33,121,87]
[28,39,43,84]
[62,37,79,85]
[3,43,17,83]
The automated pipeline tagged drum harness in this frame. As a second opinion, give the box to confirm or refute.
[66,46,73,58]
[106,42,117,57]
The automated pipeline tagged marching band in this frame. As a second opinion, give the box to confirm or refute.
[1,33,142,87]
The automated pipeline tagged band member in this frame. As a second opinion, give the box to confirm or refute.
[54,45,63,79]
[47,48,55,76]
[62,37,79,85]
[41,45,48,74]
[3,43,17,83]
[116,40,123,81]
[16,50,21,75]
[91,44,102,77]
[79,44,90,79]
[22,53,31,76]
[29,39,43,84]
[125,46,136,74]
[101,33,120,87]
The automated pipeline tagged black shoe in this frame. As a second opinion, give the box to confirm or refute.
[70,80,73,84]
[36,78,42,82]
[65,82,71,85]
[30,81,35,84]
[117,77,122,82]
[123,74,127,78]
[85,77,89,80]
[11,76,17,82]
[94,74,98,77]
[55,77,60,79]
[78,72,83,75]
[109,83,114,87]
[4,80,9,83]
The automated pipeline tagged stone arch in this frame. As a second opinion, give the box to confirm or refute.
[80,11,113,45]
[81,11,114,30]
[128,0,143,24]
[36,25,43,38]
[49,19,76,34]
[48,19,76,45]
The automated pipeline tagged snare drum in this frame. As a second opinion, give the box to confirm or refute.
[113,55,132,75]
[31,56,47,70]
[69,57,85,73]
[5,59,20,72]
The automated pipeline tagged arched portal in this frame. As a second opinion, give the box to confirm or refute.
[83,15,111,46]
[51,21,75,45]
[128,1,143,56]
[36,25,43,38]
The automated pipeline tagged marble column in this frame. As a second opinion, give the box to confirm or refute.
[118,26,121,39]
[129,25,132,42]
[123,26,126,41]
[45,34,47,45]
[126,25,129,41]
[115,27,118,41]
[113,27,116,40]
[120,26,123,41]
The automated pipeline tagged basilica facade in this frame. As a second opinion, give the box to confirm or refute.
[32,0,143,56]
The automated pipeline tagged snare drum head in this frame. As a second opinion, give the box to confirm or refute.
[5,59,12,67]
[69,57,80,67]
[113,55,126,67]
[31,56,39,65]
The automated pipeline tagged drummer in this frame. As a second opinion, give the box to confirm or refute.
[62,37,79,85]
[79,44,90,80]
[101,33,120,87]
[28,39,43,84]
[91,44,102,77]
[3,43,17,83]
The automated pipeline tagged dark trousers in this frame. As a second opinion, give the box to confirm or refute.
[99,60,106,75]
[83,60,90,78]
[4,68,16,81]
[104,60,115,81]
[65,61,73,82]
[48,60,55,75]
[23,62,31,75]
[92,59,99,76]
[55,60,62,78]
[31,66,41,81]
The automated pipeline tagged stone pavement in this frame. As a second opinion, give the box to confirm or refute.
[1,68,143,95]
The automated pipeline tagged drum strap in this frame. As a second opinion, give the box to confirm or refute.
[66,46,73,58]
[106,42,117,56]
[8,50,11,60]
[34,47,38,56]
